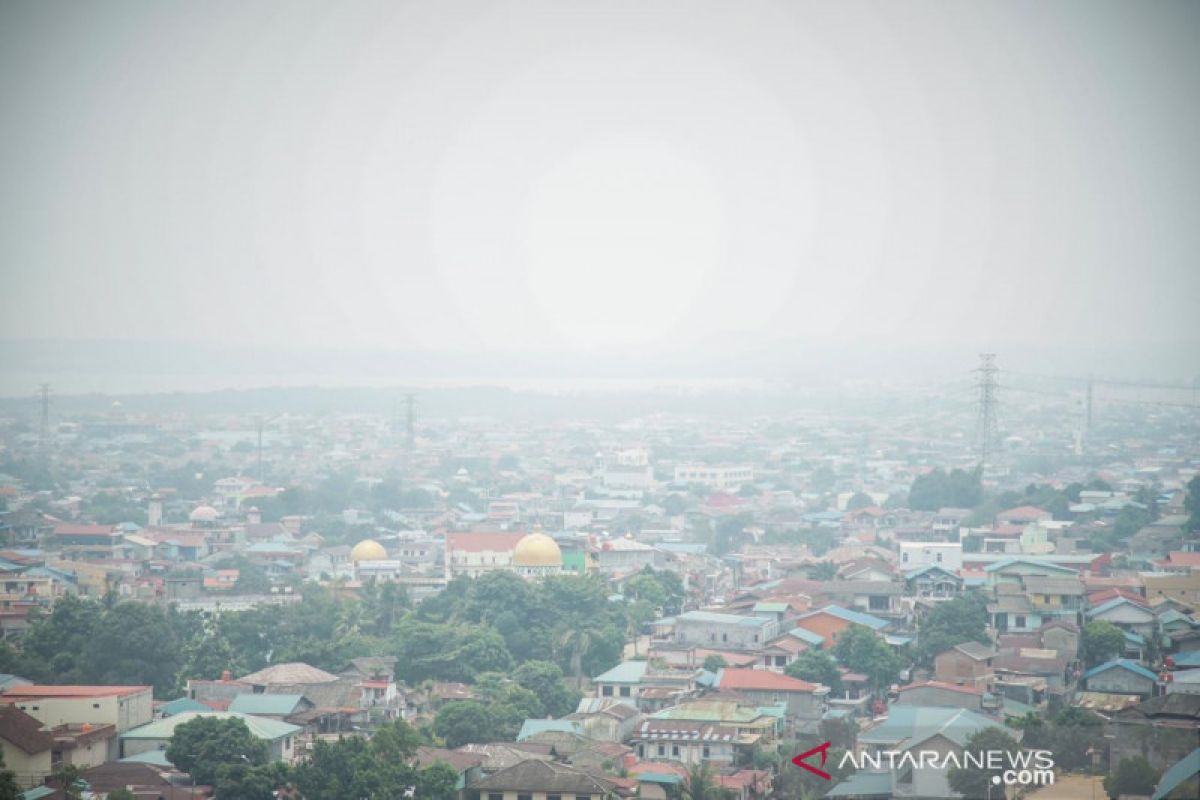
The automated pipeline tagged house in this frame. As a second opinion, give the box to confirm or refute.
[791,606,888,647]
[0,685,153,746]
[985,558,1077,587]
[933,641,996,690]
[988,586,1042,633]
[899,543,962,572]
[1108,694,1200,775]
[119,711,300,762]
[630,719,746,765]
[1082,659,1158,698]
[414,746,485,795]
[1023,576,1085,621]
[468,758,627,800]
[844,706,1011,800]
[1145,571,1200,608]
[996,506,1052,527]
[904,565,962,601]
[0,706,53,788]
[672,611,779,650]
[1087,596,1160,638]
[1151,747,1200,800]
[714,669,827,731]
[227,693,314,719]
[817,582,904,617]
[893,681,984,712]
[590,662,698,711]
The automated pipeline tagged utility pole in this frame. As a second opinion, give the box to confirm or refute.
[974,354,999,470]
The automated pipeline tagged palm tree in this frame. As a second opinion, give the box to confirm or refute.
[678,763,732,800]
[557,627,593,691]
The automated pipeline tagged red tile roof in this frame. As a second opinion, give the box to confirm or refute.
[53,524,117,537]
[997,506,1051,521]
[717,668,817,693]
[2,685,150,699]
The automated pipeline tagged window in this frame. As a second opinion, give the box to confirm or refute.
[487,794,503,800]
[93,703,101,709]
[703,746,711,758]
[518,794,533,800]
[722,633,727,642]
[1015,615,1027,628]
[658,745,665,756]
[548,796,562,800]
[901,552,909,562]
[601,685,613,697]
[619,686,631,697]
[935,552,943,562]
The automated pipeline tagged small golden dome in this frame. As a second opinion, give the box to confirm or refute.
[513,531,562,567]
[351,539,388,562]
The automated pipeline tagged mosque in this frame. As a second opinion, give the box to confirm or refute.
[353,528,563,582]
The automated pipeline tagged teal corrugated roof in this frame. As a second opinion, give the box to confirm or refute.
[1083,658,1157,683]
[517,719,583,741]
[826,771,893,798]
[120,711,300,742]
[160,697,211,716]
[228,693,307,715]
[859,706,1005,749]
[1153,747,1200,800]
[592,661,649,684]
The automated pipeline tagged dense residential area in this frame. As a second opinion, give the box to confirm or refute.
[0,386,1195,800]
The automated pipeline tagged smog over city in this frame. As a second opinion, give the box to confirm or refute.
[0,3,1197,800]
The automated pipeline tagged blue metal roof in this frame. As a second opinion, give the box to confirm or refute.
[1082,659,1158,683]
[592,661,649,684]
[787,627,825,646]
[1153,747,1200,800]
[826,771,893,798]
[1087,597,1154,618]
[517,719,584,741]
[1172,651,1200,668]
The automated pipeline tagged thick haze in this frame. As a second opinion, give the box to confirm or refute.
[1,1,1198,392]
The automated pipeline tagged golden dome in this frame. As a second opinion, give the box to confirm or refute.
[350,539,388,562]
[513,531,563,567]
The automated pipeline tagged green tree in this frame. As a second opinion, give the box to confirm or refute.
[845,492,874,511]
[786,650,843,694]
[212,763,279,800]
[1080,621,1125,667]
[703,654,728,673]
[18,594,103,683]
[833,625,901,690]
[1185,475,1200,534]
[513,660,580,717]
[0,749,19,800]
[678,761,733,800]
[947,728,1022,800]
[1103,756,1157,799]
[52,764,85,800]
[177,626,242,684]
[106,791,136,800]
[908,468,982,511]
[86,601,180,696]
[166,716,269,785]
[434,701,499,748]
[915,592,990,666]
[808,561,838,581]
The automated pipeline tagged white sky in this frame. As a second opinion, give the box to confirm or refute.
[1,1,1197,367]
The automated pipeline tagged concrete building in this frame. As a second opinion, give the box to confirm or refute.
[0,706,53,789]
[899,542,962,572]
[120,711,300,762]
[673,464,754,490]
[444,531,525,579]
[673,611,779,650]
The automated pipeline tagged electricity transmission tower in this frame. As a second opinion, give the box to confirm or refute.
[974,354,999,470]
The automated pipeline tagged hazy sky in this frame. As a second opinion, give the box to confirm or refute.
[1,1,1198,367]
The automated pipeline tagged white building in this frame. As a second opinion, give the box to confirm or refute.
[673,464,754,490]
[899,542,963,572]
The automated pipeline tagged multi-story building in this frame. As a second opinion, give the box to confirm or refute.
[673,464,754,491]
